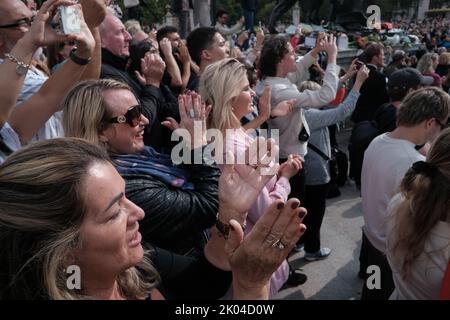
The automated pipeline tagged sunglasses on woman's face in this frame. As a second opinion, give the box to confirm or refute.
[108,105,143,127]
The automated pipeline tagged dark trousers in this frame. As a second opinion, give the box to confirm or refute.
[127,6,142,22]
[243,9,255,33]
[268,0,298,31]
[359,231,369,277]
[280,158,306,204]
[301,183,330,253]
[281,158,306,247]
[360,233,395,300]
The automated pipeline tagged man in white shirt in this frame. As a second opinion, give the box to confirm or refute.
[214,9,244,41]
[361,87,450,299]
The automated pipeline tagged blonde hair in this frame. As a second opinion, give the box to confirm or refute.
[0,138,159,299]
[390,128,450,278]
[417,52,439,74]
[298,80,321,92]
[62,79,132,145]
[438,52,450,65]
[124,19,142,36]
[200,58,248,133]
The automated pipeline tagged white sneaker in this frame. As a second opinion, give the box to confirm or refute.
[304,247,332,261]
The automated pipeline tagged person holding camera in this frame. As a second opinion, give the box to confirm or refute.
[298,63,369,261]
[256,34,339,206]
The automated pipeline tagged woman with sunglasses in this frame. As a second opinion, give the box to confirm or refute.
[63,79,219,258]
[0,137,306,300]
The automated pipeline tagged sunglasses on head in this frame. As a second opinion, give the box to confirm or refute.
[108,104,143,127]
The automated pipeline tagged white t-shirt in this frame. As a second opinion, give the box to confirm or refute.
[386,194,450,300]
[0,59,64,143]
[361,133,425,252]
[0,122,21,164]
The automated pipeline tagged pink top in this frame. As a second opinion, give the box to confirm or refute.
[222,128,291,298]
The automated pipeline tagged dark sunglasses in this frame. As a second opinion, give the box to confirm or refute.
[109,105,143,127]
[0,16,34,29]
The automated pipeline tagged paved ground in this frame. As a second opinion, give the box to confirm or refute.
[274,127,366,300]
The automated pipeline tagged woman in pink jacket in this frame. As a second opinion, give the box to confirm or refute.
[200,58,305,297]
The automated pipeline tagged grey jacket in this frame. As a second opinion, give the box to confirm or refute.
[256,51,339,158]
[304,90,360,185]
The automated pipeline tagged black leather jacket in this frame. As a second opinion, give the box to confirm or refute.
[121,148,220,255]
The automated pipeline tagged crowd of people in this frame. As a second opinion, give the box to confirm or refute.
[0,0,449,300]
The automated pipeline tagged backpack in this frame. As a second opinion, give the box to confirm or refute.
[348,103,395,187]
[348,120,382,186]
[308,143,348,198]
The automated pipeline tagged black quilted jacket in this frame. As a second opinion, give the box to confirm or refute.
[122,151,220,255]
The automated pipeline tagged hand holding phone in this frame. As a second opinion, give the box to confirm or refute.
[355,60,365,70]
[59,5,81,34]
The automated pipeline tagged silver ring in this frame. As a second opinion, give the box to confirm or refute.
[264,233,278,245]
[189,109,195,118]
[272,239,286,251]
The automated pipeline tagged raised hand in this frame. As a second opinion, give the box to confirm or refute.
[237,31,249,47]
[258,86,271,120]
[218,137,280,223]
[162,92,210,149]
[353,65,370,92]
[225,198,307,299]
[159,37,172,56]
[278,154,303,179]
[134,52,166,86]
[24,0,78,48]
[323,34,338,62]
[255,28,265,49]
[344,58,359,79]
[79,0,106,29]
[271,99,295,118]
[176,41,191,64]
[70,6,96,59]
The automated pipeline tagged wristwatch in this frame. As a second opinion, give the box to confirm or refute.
[215,213,247,239]
[4,53,30,76]
[69,48,91,66]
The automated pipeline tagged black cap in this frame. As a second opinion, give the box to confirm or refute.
[388,68,434,90]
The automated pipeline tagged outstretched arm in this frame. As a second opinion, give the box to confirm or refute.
[0,0,77,129]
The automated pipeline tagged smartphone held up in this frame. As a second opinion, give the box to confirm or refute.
[59,5,81,35]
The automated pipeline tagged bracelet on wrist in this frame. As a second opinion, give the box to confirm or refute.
[4,53,30,76]
[215,213,247,239]
[69,48,91,66]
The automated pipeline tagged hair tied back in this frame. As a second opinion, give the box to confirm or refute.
[412,161,438,178]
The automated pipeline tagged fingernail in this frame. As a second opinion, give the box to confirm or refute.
[277,202,284,210]
[299,211,306,219]
[291,201,299,209]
